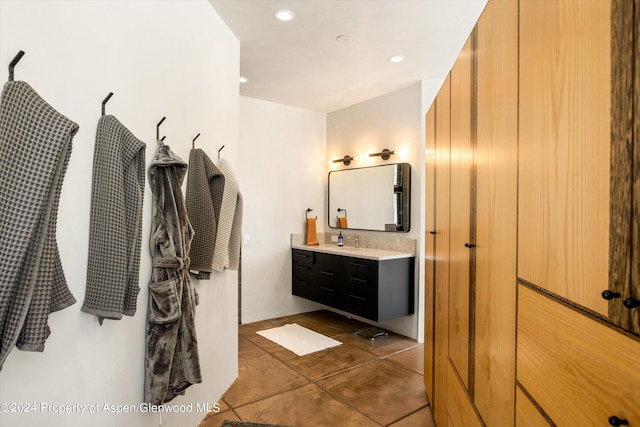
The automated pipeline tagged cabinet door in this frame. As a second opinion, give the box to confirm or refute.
[424,102,436,402]
[518,285,640,426]
[432,74,452,427]
[518,0,611,316]
[473,0,518,425]
[448,32,475,392]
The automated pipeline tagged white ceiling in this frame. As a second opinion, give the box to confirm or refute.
[209,0,487,113]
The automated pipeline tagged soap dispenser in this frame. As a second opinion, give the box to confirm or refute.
[337,231,344,247]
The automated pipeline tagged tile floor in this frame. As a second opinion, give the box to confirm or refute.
[198,310,436,427]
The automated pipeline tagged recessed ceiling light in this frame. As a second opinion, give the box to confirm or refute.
[388,55,405,63]
[274,10,295,21]
[239,77,248,83]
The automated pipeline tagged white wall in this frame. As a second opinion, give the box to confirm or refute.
[238,96,327,323]
[326,83,423,340]
[0,2,239,427]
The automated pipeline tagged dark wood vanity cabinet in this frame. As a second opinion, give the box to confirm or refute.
[292,248,415,322]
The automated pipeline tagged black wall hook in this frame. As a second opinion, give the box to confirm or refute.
[192,133,200,149]
[8,50,25,81]
[156,117,166,145]
[218,145,225,159]
[101,92,113,116]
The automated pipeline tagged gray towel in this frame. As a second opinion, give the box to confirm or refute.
[81,115,146,323]
[212,158,243,271]
[0,81,79,369]
[185,148,224,280]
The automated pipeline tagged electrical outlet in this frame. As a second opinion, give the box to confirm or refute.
[331,235,338,242]
[243,234,250,246]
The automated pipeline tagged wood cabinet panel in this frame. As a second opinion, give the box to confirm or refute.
[609,0,640,334]
[515,387,550,427]
[473,0,518,425]
[448,33,474,390]
[424,105,436,402]
[446,361,483,427]
[432,75,452,427]
[518,284,640,426]
[518,0,611,316]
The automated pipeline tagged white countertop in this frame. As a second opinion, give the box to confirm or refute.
[291,243,414,261]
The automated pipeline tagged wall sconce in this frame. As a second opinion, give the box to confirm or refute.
[369,148,395,160]
[332,155,354,166]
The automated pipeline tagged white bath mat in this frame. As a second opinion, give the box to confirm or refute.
[256,323,342,356]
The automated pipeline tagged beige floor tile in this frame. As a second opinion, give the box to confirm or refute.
[318,359,428,425]
[222,354,309,407]
[275,342,378,380]
[238,335,270,361]
[336,330,421,357]
[386,345,425,375]
[215,310,429,427]
[389,406,436,427]
[234,383,380,427]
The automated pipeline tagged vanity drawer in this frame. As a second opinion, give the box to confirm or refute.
[517,285,640,427]
[292,249,315,264]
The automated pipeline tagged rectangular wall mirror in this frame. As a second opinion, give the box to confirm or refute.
[328,163,411,232]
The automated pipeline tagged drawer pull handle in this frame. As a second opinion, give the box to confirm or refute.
[429,231,436,235]
[350,262,369,268]
[295,265,310,271]
[320,270,336,276]
[294,253,309,258]
[608,416,629,426]
[623,298,640,309]
[601,290,621,300]
[464,243,475,248]
[295,280,311,286]
[350,277,368,283]
[349,294,368,301]
[320,286,335,293]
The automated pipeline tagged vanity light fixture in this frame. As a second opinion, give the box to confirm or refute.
[369,148,395,160]
[274,9,295,21]
[332,155,354,166]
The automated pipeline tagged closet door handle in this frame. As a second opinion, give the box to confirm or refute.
[464,243,475,248]
[623,298,640,309]
[601,290,621,300]
[608,416,629,426]
[429,231,436,235]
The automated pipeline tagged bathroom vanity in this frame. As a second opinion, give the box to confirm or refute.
[291,244,415,322]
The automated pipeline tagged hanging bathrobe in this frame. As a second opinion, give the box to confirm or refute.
[212,158,243,271]
[82,115,146,323]
[145,143,201,405]
[0,81,79,370]
[185,148,224,280]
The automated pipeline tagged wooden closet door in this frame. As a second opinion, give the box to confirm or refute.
[448,33,475,392]
[432,74,452,427]
[473,0,518,424]
[518,0,611,316]
[423,103,436,402]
